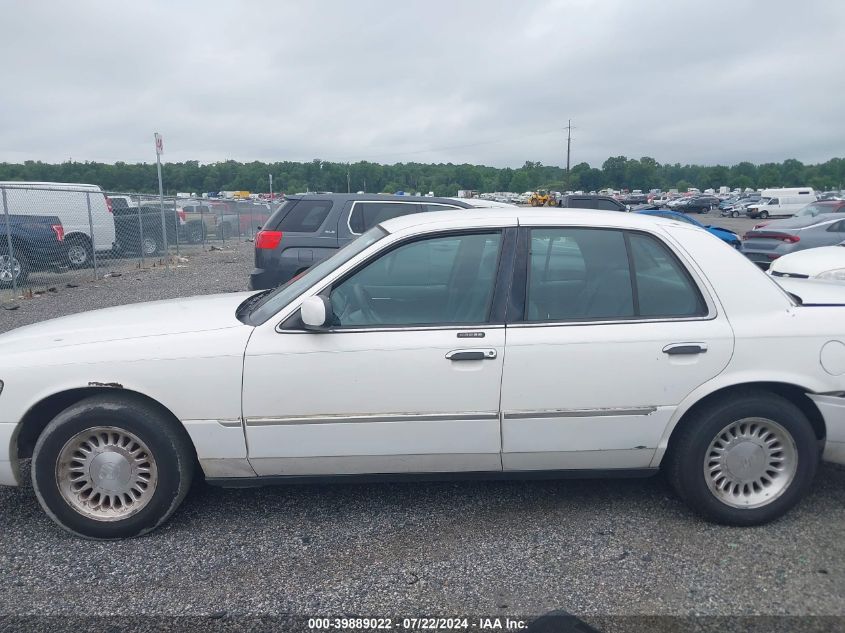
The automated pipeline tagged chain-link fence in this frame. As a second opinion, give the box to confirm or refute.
[0,184,273,302]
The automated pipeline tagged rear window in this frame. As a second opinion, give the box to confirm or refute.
[278,199,334,233]
[349,201,421,234]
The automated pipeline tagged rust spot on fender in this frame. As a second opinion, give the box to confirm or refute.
[88,381,124,389]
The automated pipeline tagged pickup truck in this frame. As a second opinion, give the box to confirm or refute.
[0,214,67,287]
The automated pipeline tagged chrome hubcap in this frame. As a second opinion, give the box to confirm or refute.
[705,417,797,508]
[68,245,88,265]
[0,255,21,281]
[56,426,158,521]
[142,238,157,255]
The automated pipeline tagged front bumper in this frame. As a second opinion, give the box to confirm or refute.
[0,422,20,486]
[808,393,845,465]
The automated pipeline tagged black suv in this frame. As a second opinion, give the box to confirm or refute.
[250,194,476,289]
[557,195,627,211]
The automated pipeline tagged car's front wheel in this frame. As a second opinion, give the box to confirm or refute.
[0,245,29,287]
[32,394,194,539]
[666,391,818,526]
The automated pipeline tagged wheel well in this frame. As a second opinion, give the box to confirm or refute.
[666,382,826,457]
[15,388,198,464]
[6,238,31,259]
[64,232,92,245]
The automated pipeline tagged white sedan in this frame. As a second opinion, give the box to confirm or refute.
[768,241,845,282]
[1,209,844,538]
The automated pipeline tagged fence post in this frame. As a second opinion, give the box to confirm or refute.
[158,193,170,272]
[2,187,17,297]
[136,194,145,267]
[172,198,180,257]
[85,192,99,281]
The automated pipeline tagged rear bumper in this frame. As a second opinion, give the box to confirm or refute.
[249,266,291,290]
[808,393,845,465]
[0,422,20,487]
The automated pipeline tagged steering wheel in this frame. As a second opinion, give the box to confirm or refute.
[352,284,380,324]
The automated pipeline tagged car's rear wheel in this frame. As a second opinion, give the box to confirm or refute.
[666,391,818,526]
[186,222,204,244]
[31,394,194,539]
[66,236,93,269]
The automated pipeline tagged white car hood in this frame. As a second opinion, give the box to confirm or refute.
[0,292,256,354]
[769,245,845,277]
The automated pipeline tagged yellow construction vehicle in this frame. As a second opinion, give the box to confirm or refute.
[529,190,556,207]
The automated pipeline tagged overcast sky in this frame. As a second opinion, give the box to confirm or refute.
[1,0,842,169]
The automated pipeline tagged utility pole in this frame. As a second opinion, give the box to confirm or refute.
[564,119,574,193]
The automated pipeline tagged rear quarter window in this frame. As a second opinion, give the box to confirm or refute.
[278,199,334,233]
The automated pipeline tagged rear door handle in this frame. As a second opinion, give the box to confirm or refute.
[446,349,497,361]
[663,343,708,355]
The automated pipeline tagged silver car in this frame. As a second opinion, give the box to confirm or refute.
[742,216,845,268]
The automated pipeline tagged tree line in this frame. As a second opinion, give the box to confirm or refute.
[0,156,842,197]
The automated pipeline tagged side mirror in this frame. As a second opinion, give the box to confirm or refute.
[301,295,332,330]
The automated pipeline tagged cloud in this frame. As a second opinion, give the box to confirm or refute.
[0,0,842,168]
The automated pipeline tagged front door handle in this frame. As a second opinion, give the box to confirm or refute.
[446,348,497,361]
[663,342,708,355]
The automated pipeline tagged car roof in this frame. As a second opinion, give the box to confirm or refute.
[379,207,681,234]
[284,192,474,207]
[0,181,102,191]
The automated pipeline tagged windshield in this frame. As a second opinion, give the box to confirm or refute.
[247,226,388,325]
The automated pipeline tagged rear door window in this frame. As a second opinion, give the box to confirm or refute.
[348,202,422,234]
[278,200,334,232]
[525,228,706,322]
[526,228,632,321]
[628,233,707,317]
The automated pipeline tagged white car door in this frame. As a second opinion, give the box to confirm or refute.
[501,225,734,470]
[242,228,513,476]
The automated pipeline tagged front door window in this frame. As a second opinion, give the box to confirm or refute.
[329,232,502,326]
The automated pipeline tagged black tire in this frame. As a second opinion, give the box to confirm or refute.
[31,393,195,539]
[760,211,769,219]
[0,244,30,287]
[665,391,818,526]
[66,235,93,269]
[731,210,740,218]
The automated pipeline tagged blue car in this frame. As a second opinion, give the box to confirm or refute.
[636,209,741,248]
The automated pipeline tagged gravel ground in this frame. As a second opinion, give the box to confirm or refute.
[0,225,843,628]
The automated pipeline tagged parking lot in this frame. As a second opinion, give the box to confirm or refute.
[0,223,843,626]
